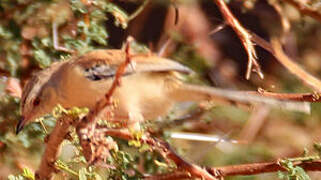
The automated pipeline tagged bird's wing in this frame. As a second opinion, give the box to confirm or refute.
[132,55,192,74]
[75,49,192,81]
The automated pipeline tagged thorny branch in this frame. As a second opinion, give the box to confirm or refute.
[249,89,321,102]
[213,0,263,80]
[250,32,321,95]
[208,160,321,177]
[271,38,321,93]
[98,129,217,180]
[76,37,134,164]
[145,159,321,179]
[99,128,321,180]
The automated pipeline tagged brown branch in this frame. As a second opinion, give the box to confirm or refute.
[213,0,263,80]
[144,171,191,180]
[250,33,321,94]
[283,0,321,23]
[76,38,134,163]
[35,115,76,180]
[271,38,321,93]
[248,90,321,102]
[98,129,217,180]
[144,160,321,180]
[99,128,321,179]
[208,160,321,177]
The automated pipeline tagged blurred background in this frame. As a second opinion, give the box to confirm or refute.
[1,0,321,179]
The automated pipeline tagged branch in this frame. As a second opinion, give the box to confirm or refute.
[251,32,321,94]
[99,128,321,180]
[98,129,217,180]
[213,0,263,80]
[248,89,321,102]
[283,0,321,23]
[208,160,321,177]
[76,38,134,163]
[35,115,76,180]
[144,160,321,180]
[271,38,321,93]
[144,171,191,180]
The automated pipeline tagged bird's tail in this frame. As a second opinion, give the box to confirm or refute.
[170,84,310,113]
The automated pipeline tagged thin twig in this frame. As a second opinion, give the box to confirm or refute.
[76,38,134,163]
[144,171,191,180]
[144,160,321,180]
[99,128,321,180]
[213,0,263,80]
[128,0,150,21]
[271,38,321,93]
[250,32,321,94]
[248,89,321,102]
[208,160,321,177]
[99,129,217,180]
[52,22,74,53]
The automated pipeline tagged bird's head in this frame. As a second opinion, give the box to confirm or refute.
[17,63,62,134]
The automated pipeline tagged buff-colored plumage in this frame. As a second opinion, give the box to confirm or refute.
[17,49,309,133]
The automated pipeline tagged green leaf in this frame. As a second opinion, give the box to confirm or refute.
[0,25,13,39]
[70,0,88,14]
[22,168,35,180]
[278,160,311,180]
[33,49,51,68]
[102,3,129,29]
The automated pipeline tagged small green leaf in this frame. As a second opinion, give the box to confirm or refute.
[33,49,51,68]
[22,168,35,180]
[103,3,129,29]
[70,0,88,14]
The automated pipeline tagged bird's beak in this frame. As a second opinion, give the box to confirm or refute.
[16,116,26,134]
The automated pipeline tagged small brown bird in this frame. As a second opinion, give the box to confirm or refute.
[17,49,309,133]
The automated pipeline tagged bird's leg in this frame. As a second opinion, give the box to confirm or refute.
[52,22,73,53]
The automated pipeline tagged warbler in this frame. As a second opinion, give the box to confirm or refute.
[17,49,309,133]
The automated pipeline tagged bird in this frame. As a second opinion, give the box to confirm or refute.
[17,49,310,134]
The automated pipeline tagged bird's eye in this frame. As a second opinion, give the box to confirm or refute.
[33,98,40,106]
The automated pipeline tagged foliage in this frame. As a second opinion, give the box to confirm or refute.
[278,160,310,180]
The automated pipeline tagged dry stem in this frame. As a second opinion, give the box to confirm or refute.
[35,115,76,180]
[99,128,321,180]
[271,38,321,93]
[213,0,263,80]
[76,38,134,163]
[99,129,217,180]
[249,90,321,102]
[250,33,321,95]
[209,160,321,177]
